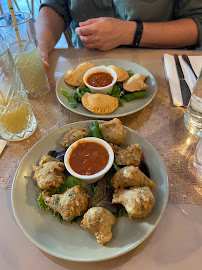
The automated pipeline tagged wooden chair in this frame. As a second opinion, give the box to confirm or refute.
[64,27,73,47]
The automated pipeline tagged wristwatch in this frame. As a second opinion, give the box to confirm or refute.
[132,20,143,48]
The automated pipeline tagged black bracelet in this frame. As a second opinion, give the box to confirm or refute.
[132,20,143,48]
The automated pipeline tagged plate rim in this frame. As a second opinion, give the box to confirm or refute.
[11,120,169,262]
[56,58,157,119]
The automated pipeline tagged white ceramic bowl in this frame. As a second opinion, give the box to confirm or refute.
[83,66,117,94]
[64,137,114,184]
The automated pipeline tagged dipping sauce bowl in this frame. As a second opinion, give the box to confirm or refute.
[64,137,114,183]
[83,66,117,94]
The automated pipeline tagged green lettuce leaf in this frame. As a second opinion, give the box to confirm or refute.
[59,88,78,108]
[124,90,147,102]
[87,120,103,139]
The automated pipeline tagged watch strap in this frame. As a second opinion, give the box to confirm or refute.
[132,19,143,48]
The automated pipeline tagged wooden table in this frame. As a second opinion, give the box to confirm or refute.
[0,48,202,270]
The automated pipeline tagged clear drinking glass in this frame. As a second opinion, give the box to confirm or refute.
[0,12,50,99]
[0,40,37,141]
[184,68,202,138]
[193,139,202,181]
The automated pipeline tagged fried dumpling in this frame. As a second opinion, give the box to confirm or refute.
[99,118,127,145]
[33,155,65,191]
[111,165,156,190]
[123,73,148,92]
[81,207,117,245]
[108,65,129,82]
[64,62,95,87]
[60,127,87,149]
[112,187,155,219]
[82,92,118,115]
[113,144,143,166]
[42,185,90,221]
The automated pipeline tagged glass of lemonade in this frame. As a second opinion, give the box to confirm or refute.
[0,40,37,141]
[0,12,50,99]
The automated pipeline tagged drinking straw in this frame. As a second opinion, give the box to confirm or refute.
[7,0,22,46]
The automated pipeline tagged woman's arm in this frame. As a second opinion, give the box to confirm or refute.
[36,6,65,68]
[75,17,199,51]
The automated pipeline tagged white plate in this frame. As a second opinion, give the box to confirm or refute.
[56,59,157,118]
[12,121,168,262]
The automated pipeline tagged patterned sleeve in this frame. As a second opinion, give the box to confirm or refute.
[174,1,202,48]
[39,0,72,31]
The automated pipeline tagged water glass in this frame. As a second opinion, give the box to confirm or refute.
[184,68,202,138]
[0,12,50,99]
[193,139,202,181]
[0,40,37,141]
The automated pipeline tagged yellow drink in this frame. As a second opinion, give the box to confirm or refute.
[0,91,37,141]
[12,44,50,98]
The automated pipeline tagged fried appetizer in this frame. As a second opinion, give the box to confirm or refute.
[123,73,148,92]
[60,127,87,149]
[42,185,90,221]
[81,207,117,245]
[82,92,118,115]
[113,144,143,166]
[111,165,156,190]
[64,62,95,87]
[112,187,155,219]
[107,65,129,82]
[99,118,127,145]
[33,155,65,191]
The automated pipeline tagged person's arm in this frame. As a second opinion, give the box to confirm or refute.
[140,18,198,48]
[75,17,199,51]
[36,6,65,68]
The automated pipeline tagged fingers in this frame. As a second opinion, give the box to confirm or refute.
[40,49,49,69]
[75,25,94,36]
[75,18,101,36]
[38,41,49,69]
[43,59,49,70]
[80,35,96,44]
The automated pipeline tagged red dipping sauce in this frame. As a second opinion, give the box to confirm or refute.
[69,141,109,175]
[87,72,113,87]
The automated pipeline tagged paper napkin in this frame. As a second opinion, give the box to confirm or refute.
[163,54,202,106]
[0,140,7,156]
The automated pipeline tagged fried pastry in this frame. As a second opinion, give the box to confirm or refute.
[113,144,143,166]
[64,62,95,87]
[112,187,155,219]
[81,207,117,245]
[33,155,65,191]
[111,165,156,190]
[108,65,129,82]
[99,118,127,145]
[42,185,90,221]
[60,127,87,149]
[123,73,148,92]
[82,92,118,115]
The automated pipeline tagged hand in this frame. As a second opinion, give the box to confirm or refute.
[38,40,49,69]
[75,17,136,51]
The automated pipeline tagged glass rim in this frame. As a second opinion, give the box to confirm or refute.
[0,40,9,58]
[0,12,33,27]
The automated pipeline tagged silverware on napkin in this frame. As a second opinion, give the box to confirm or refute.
[182,54,198,80]
[174,54,191,107]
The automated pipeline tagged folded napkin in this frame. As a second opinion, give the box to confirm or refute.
[0,140,7,156]
[164,54,202,106]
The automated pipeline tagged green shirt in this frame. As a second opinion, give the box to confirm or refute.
[41,0,202,49]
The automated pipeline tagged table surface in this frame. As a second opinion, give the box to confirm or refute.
[0,48,202,270]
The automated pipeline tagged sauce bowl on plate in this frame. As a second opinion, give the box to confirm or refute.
[64,137,114,183]
[83,66,117,94]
